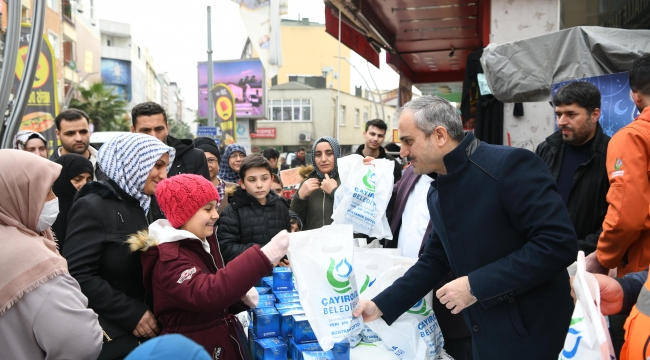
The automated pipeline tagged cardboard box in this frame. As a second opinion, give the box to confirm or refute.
[248,327,258,358]
[290,338,321,360]
[256,299,276,308]
[331,340,350,360]
[255,337,287,360]
[277,307,305,337]
[302,351,335,360]
[258,294,276,302]
[252,307,281,338]
[275,302,302,310]
[273,267,293,291]
[261,276,273,288]
[255,286,272,295]
[292,314,317,344]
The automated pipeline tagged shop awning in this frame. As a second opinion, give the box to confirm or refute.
[323,0,491,83]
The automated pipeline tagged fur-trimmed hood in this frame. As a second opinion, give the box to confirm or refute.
[128,219,210,254]
[298,165,314,180]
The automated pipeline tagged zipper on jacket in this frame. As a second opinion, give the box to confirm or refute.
[117,211,124,231]
[213,347,222,360]
[230,334,245,360]
[102,329,113,342]
[322,190,326,227]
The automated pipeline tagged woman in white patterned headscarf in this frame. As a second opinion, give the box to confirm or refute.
[62,133,175,360]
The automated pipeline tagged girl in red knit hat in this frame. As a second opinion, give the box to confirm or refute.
[128,174,289,359]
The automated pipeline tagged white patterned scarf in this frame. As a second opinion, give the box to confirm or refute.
[98,133,175,214]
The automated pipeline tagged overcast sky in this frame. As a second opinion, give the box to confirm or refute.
[96,0,401,111]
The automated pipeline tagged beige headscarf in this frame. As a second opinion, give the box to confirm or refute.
[0,150,67,315]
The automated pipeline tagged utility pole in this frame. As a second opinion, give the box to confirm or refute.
[207,6,215,127]
[336,6,341,141]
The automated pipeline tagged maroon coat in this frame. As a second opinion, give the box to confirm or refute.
[138,232,272,359]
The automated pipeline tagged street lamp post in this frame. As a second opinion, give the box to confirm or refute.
[334,56,381,122]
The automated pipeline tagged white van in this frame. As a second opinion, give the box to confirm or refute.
[89,131,131,150]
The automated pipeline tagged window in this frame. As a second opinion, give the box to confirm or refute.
[339,106,346,126]
[354,108,360,127]
[268,99,311,121]
[62,0,74,24]
[138,47,141,59]
[47,0,58,12]
[363,106,369,123]
[48,32,60,58]
[63,40,76,66]
[107,39,111,46]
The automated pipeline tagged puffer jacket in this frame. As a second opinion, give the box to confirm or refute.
[217,187,290,263]
[290,171,340,231]
[130,220,272,359]
[63,179,151,359]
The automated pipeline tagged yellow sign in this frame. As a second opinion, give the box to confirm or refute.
[14,45,50,89]
[393,129,400,143]
[216,96,233,121]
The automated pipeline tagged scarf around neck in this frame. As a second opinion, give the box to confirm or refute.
[98,133,175,215]
[0,150,67,315]
[218,144,247,183]
[311,136,341,180]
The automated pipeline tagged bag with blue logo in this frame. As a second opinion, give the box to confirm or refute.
[558,251,616,360]
[331,154,394,240]
[363,262,445,360]
[287,224,364,351]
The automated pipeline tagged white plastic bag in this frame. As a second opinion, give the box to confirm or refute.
[332,154,394,239]
[558,251,616,360]
[287,224,364,351]
[363,263,444,360]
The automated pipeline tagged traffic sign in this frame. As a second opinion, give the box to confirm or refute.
[197,126,218,137]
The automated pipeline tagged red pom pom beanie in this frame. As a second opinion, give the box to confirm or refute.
[155,174,220,228]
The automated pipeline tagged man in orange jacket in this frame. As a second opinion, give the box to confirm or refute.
[587,54,650,278]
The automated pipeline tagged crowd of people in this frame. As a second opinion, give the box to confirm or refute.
[1,54,650,360]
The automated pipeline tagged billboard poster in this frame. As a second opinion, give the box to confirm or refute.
[236,119,251,155]
[101,58,132,101]
[198,59,265,119]
[552,72,641,137]
[210,83,238,145]
[14,24,59,155]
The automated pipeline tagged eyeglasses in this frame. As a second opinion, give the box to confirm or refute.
[206,158,218,164]
[229,153,246,159]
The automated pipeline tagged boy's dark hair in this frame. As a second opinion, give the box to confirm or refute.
[131,102,167,127]
[630,53,650,96]
[272,174,282,186]
[262,147,280,161]
[298,147,306,152]
[55,109,90,130]
[365,119,388,132]
[553,82,601,115]
[239,154,273,180]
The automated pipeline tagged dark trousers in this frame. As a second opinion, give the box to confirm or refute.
[609,313,627,358]
[445,336,473,360]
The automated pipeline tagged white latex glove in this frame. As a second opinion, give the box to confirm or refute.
[241,287,259,308]
[261,230,290,264]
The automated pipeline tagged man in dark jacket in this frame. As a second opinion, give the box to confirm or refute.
[354,95,578,360]
[355,119,402,183]
[536,81,610,256]
[291,147,306,168]
[130,102,210,221]
[385,165,472,360]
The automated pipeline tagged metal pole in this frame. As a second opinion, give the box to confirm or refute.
[0,0,22,146]
[207,6,215,128]
[336,5,341,141]
[367,60,385,122]
[3,0,45,149]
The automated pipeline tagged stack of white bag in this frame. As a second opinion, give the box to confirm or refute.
[332,154,394,239]
[287,224,364,351]
[354,247,445,360]
[558,251,616,360]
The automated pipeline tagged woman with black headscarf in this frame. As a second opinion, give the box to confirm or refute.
[52,154,94,250]
[290,136,341,230]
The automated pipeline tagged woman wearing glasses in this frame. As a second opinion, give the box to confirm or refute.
[195,137,236,210]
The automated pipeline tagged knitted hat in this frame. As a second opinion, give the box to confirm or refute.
[155,174,220,228]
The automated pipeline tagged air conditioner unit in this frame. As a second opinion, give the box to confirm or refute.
[298,133,311,142]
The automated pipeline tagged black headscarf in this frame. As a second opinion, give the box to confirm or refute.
[52,154,94,250]
[194,137,221,162]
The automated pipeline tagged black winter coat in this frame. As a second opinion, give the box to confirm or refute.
[63,179,151,359]
[149,135,210,222]
[217,187,291,263]
[535,123,610,255]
